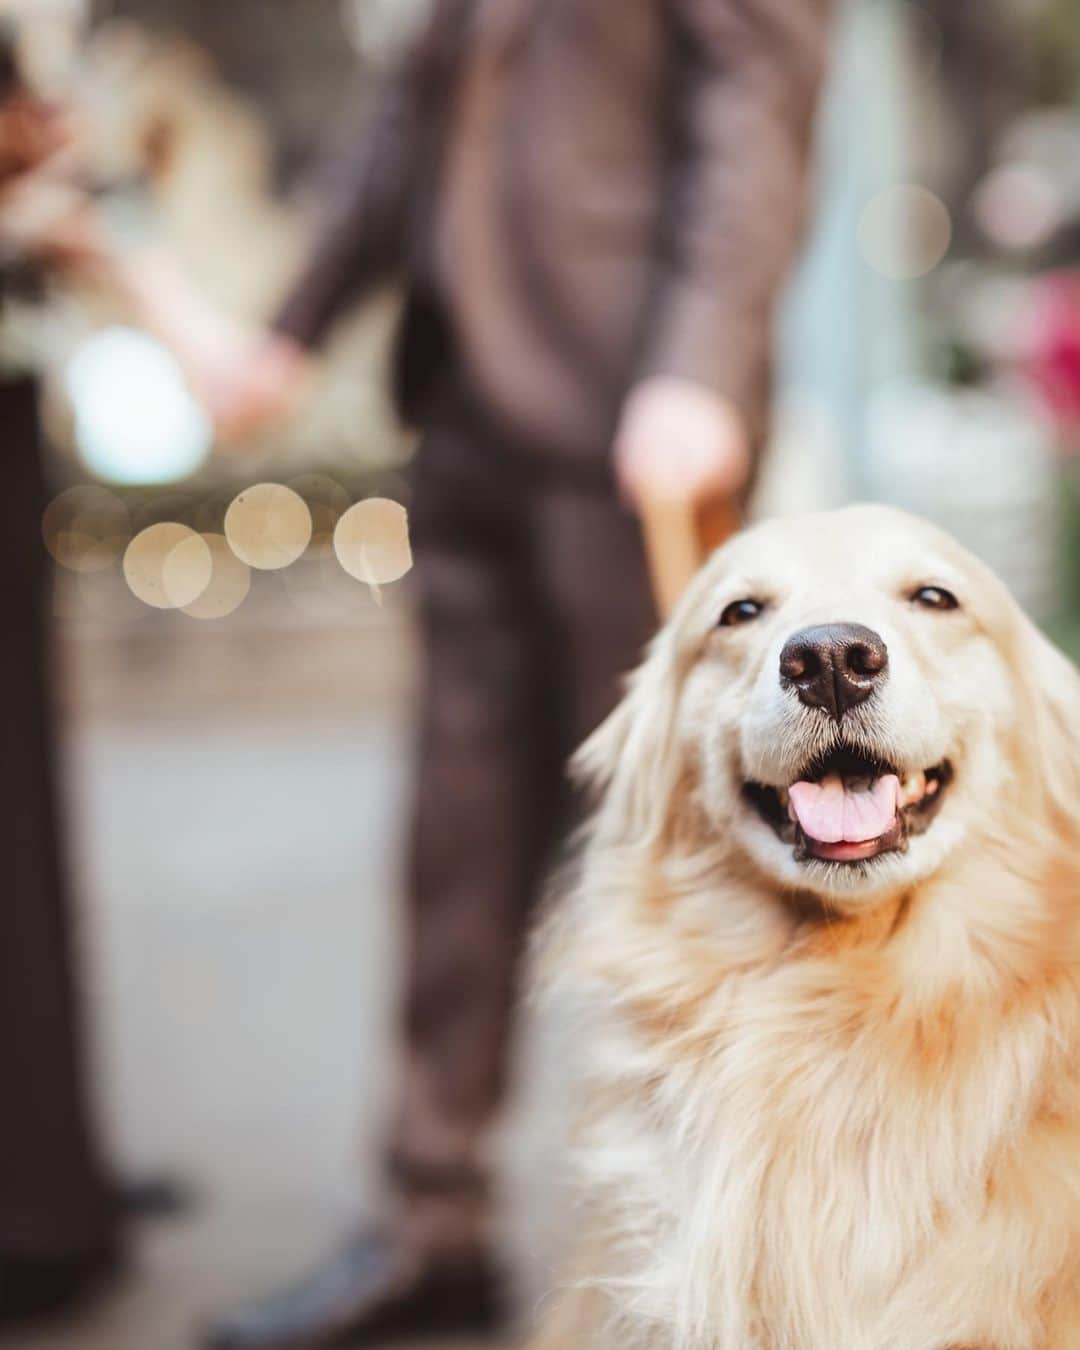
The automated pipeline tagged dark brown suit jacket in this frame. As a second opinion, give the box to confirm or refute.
[276,0,834,464]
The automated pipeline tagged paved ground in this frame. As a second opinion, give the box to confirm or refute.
[6,588,554,1349]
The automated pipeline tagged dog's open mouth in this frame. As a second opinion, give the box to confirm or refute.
[743,748,953,865]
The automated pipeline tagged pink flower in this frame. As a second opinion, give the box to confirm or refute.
[1020,271,1080,431]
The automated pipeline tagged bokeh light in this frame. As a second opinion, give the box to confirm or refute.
[65,327,213,485]
[42,485,130,573]
[123,523,213,610]
[972,162,1063,253]
[181,533,252,620]
[857,185,952,280]
[334,498,413,591]
[224,483,312,570]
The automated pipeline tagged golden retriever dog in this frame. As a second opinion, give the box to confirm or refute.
[531,504,1079,1350]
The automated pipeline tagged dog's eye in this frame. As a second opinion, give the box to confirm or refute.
[719,599,766,627]
[911,585,959,612]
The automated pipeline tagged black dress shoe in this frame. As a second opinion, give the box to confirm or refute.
[0,1244,120,1330]
[202,1231,506,1349]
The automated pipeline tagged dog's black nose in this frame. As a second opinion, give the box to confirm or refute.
[779,623,888,721]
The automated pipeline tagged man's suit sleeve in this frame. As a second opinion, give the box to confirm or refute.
[641,0,834,420]
[273,68,424,350]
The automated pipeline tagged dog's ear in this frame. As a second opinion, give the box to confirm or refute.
[571,624,686,848]
[1021,617,1080,834]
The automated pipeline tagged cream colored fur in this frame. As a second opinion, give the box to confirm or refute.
[532,505,1080,1350]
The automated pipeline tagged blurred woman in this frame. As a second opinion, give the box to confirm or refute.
[0,27,119,1327]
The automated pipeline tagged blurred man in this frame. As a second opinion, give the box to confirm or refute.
[207,0,833,1344]
[0,32,120,1329]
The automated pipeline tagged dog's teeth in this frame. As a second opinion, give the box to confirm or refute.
[900,771,926,806]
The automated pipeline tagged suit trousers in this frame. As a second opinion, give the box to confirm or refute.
[388,398,655,1248]
[0,378,115,1261]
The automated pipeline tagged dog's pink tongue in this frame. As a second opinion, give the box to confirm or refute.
[788,774,900,844]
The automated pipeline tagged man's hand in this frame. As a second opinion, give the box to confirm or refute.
[111,247,313,445]
[614,375,750,510]
[0,178,109,271]
[196,329,312,446]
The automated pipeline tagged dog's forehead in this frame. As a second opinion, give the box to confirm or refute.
[708,506,955,590]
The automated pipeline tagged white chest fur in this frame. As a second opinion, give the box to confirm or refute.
[576,954,1073,1350]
